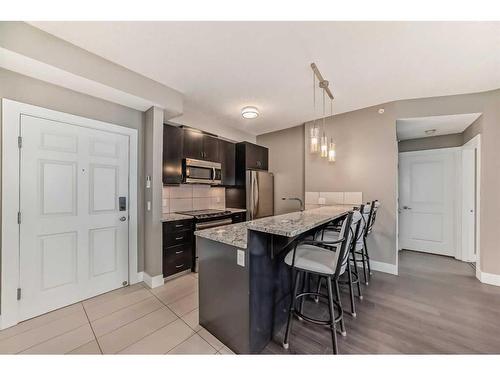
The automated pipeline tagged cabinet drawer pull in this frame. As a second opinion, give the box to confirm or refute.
[175,224,183,228]
[175,236,184,240]
[175,250,184,255]
[175,264,184,268]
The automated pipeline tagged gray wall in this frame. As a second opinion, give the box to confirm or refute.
[304,104,399,265]
[257,125,305,215]
[258,88,500,276]
[0,68,146,272]
[398,133,463,152]
[143,107,164,277]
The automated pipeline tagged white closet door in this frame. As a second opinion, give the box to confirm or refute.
[399,149,457,257]
[19,114,129,321]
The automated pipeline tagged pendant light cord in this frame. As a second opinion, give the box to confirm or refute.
[313,70,316,129]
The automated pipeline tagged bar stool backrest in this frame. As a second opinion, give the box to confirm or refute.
[364,200,380,237]
[336,211,361,277]
[353,204,366,244]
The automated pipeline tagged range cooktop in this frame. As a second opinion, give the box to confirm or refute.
[176,209,232,219]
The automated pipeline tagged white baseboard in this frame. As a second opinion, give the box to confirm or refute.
[142,272,165,289]
[478,271,500,286]
[370,260,398,275]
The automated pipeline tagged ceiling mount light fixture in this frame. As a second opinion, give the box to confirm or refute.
[241,106,259,119]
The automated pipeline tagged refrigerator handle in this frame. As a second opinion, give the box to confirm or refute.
[254,173,259,218]
[248,172,255,220]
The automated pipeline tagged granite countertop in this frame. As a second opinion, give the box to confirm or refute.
[195,205,354,249]
[246,205,353,237]
[161,213,193,222]
[225,208,247,213]
[195,222,248,249]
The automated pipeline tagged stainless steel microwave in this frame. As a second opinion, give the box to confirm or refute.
[183,158,222,185]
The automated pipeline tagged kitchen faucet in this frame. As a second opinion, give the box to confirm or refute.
[282,197,304,212]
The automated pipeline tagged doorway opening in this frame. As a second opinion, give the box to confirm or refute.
[396,113,481,281]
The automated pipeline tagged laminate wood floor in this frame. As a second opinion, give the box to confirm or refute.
[262,250,500,354]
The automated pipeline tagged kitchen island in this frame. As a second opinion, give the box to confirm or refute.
[195,205,353,354]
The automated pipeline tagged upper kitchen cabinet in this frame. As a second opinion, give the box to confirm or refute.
[236,142,269,171]
[220,140,236,186]
[183,128,205,160]
[163,123,183,185]
[235,142,269,186]
[202,134,221,162]
[183,128,221,162]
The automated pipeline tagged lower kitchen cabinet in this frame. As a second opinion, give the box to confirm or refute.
[163,219,194,277]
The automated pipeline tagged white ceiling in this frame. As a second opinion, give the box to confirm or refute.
[396,113,482,141]
[29,21,500,136]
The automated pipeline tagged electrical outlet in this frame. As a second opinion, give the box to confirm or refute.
[237,249,245,267]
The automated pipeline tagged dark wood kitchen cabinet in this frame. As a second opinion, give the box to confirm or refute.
[220,140,236,186]
[235,141,269,186]
[236,142,268,171]
[202,135,221,162]
[183,129,221,162]
[163,218,194,277]
[163,124,184,185]
[183,128,205,160]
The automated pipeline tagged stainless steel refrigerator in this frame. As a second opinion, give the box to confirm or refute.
[246,170,274,220]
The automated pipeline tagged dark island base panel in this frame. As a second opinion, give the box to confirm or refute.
[197,231,312,354]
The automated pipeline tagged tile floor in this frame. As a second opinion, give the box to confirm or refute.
[0,273,234,355]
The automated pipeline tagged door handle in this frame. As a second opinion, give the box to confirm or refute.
[120,216,127,221]
[403,206,412,210]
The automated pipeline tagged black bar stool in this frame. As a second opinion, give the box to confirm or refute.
[282,211,360,354]
[317,205,365,317]
[355,200,380,284]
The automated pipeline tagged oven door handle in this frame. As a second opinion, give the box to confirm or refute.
[212,167,216,182]
[195,218,233,230]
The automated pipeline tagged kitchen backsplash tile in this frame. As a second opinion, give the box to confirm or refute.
[193,197,211,210]
[192,184,211,198]
[162,185,226,213]
[169,184,193,199]
[169,197,193,212]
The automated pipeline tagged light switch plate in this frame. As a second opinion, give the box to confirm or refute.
[237,249,245,267]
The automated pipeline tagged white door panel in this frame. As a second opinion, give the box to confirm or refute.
[19,114,129,321]
[399,150,457,256]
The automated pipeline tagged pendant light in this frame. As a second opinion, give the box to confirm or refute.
[320,89,328,158]
[309,71,319,154]
[328,99,336,162]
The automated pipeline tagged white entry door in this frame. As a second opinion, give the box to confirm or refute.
[399,149,458,256]
[19,115,130,321]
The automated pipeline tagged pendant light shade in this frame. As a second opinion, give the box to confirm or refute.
[320,133,328,158]
[328,138,336,162]
[310,125,319,154]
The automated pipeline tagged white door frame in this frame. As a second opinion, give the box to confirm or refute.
[1,99,139,329]
[398,147,462,258]
[461,135,481,279]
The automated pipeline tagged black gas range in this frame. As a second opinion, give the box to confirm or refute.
[175,209,233,230]
[176,209,234,272]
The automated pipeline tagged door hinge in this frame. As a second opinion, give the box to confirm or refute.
[17,288,21,300]
[17,211,21,224]
[18,136,22,148]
